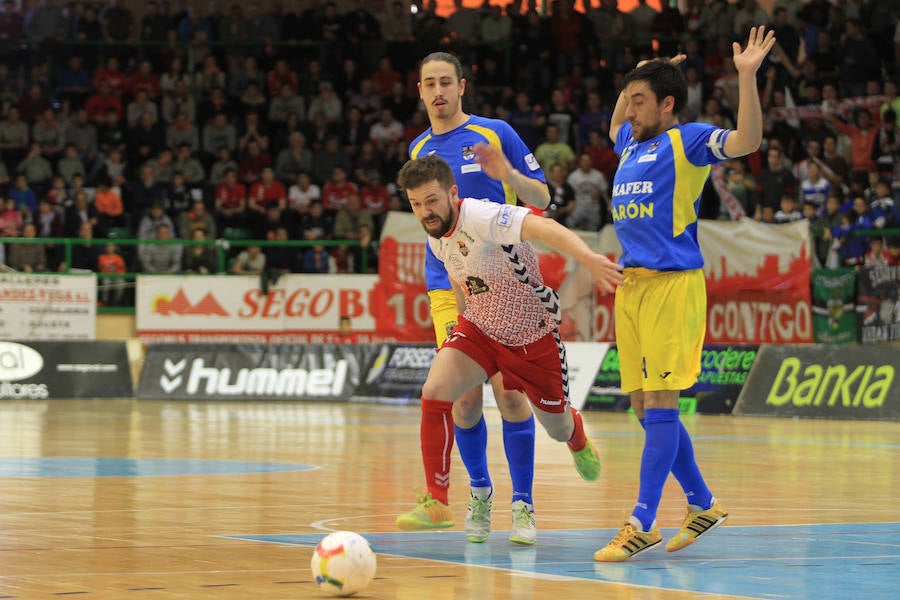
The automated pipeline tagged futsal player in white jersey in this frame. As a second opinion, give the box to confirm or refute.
[397,153,623,543]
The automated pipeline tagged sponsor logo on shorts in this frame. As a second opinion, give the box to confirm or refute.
[539,398,563,406]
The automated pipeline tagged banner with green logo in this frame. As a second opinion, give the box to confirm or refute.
[585,345,758,414]
[811,268,858,344]
[735,344,899,420]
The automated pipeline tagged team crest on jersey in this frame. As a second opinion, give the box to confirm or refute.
[461,145,475,160]
[457,241,469,256]
[647,141,660,153]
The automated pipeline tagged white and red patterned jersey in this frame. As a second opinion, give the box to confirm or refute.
[428,198,559,346]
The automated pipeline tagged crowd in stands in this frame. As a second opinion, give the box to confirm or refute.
[0,0,898,303]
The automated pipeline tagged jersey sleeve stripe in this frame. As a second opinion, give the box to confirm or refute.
[707,128,729,161]
[410,134,432,160]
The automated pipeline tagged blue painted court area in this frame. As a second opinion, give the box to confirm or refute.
[230,523,898,599]
[0,457,316,477]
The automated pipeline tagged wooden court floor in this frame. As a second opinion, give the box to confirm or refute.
[0,399,896,599]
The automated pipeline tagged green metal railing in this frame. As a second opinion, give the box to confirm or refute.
[0,236,368,313]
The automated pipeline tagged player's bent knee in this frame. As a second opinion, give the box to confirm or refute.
[534,411,570,442]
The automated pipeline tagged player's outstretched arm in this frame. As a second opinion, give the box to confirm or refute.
[521,214,623,294]
[724,26,776,158]
[473,142,550,210]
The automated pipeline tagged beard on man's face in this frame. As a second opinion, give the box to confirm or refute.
[422,214,450,239]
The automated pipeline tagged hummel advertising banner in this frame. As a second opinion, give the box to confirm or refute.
[137,343,379,401]
[0,340,132,399]
[0,273,96,340]
[734,344,899,420]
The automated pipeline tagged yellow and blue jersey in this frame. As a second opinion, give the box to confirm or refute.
[611,122,730,271]
[410,115,545,291]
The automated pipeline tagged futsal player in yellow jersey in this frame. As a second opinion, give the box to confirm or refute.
[594,28,776,561]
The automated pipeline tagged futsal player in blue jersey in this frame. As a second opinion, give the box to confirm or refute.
[594,28,776,562]
[396,52,602,545]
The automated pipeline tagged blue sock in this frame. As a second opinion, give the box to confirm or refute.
[503,415,535,505]
[455,416,492,491]
[632,408,680,531]
[639,417,713,511]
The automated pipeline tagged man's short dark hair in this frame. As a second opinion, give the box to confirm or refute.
[397,155,456,192]
[623,60,688,114]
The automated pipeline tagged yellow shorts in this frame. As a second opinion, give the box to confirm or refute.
[429,289,459,347]
[614,268,706,393]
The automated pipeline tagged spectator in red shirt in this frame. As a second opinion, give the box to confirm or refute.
[85,80,124,122]
[266,58,299,97]
[584,128,619,185]
[15,83,49,124]
[128,59,161,99]
[359,170,390,213]
[249,166,286,217]
[214,168,248,230]
[321,166,358,213]
[370,56,401,96]
[827,108,879,183]
[93,56,128,95]
[238,139,271,186]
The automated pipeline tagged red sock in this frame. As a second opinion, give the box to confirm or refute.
[566,406,587,452]
[420,398,454,504]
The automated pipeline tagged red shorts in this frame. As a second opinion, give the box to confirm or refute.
[442,316,568,413]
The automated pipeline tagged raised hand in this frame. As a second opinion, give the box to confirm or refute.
[733,26,776,76]
[473,142,513,182]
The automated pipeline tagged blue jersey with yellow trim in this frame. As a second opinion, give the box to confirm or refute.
[611,121,730,271]
[410,114,545,291]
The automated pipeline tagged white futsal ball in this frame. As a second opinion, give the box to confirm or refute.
[310,531,377,597]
